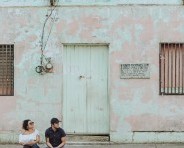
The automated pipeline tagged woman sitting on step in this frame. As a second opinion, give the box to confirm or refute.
[19,119,40,148]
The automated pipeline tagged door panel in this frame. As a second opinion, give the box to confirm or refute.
[63,45,109,134]
[87,46,109,134]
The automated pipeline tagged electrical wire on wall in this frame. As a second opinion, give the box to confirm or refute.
[36,0,59,74]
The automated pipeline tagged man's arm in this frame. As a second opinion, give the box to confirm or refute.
[57,136,66,148]
[46,137,54,148]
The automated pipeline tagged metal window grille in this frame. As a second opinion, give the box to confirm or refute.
[160,43,184,95]
[0,44,14,96]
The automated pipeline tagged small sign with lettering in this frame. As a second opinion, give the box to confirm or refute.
[120,64,150,79]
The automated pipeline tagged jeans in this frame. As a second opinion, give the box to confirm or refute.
[23,144,40,148]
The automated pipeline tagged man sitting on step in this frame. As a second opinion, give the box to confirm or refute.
[45,118,66,148]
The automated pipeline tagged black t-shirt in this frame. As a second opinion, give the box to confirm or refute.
[45,127,66,147]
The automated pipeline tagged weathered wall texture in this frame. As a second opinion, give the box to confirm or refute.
[0,1,184,143]
[0,0,182,6]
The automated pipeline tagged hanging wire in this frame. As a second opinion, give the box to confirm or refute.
[43,8,58,50]
[36,0,59,74]
[40,0,59,64]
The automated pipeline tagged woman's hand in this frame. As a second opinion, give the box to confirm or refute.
[25,135,40,146]
[24,141,37,146]
[19,129,26,134]
[19,142,25,146]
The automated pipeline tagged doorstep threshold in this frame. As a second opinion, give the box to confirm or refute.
[67,141,113,145]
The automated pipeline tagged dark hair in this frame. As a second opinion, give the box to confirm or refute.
[50,118,60,125]
[22,119,31,130]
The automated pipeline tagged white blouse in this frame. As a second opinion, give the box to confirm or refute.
[19,129,39,143]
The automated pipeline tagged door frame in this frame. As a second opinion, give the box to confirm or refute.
[61,43,110,135]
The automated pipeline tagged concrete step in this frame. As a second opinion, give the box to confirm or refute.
[67,135,109,142]
[1,144,184,148]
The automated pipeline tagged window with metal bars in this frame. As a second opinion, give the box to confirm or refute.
[160,43,184,95]
[0,44,14,96]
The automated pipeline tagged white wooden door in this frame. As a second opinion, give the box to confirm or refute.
[63,45,109,135]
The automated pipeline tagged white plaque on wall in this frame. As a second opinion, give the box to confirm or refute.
[120,63,150,79]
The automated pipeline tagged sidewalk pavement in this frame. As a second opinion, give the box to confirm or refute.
[1,143,184,148]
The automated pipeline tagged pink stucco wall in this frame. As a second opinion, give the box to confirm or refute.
[0,4,184,143]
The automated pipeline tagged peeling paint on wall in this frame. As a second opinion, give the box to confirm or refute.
[0,2,184,143]
[0,0,183,7]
